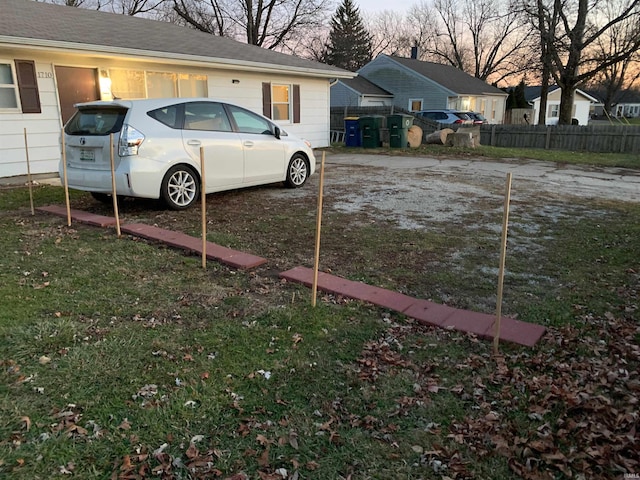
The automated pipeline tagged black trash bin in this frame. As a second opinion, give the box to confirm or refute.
[387,114,413,148]
[344,117,361,147]
[359,116,383,148]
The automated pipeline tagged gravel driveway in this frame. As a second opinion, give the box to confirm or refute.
[286,153,640,231]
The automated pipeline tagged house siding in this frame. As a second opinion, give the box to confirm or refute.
[0,49,331,178]
[330,83,360,107]
[0,58,61,177]
[359,57,450,111]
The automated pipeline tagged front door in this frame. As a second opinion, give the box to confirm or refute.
[55,66,100,125]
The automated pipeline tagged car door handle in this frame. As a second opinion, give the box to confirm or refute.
[243,141,254,148]
[187,140,201,146]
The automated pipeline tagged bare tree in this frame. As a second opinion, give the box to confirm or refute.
[172,0,228,35]
[365,10,414,58]
[406,0,536,84]
[172,0,331,49]
[587,17,640,115]
[525,0,640,124]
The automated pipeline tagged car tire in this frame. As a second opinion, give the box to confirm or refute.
[161,164,200,210]
[284,154,309,188]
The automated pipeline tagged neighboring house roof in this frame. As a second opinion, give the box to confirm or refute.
[337,76,393,97]
[386,56,507,96]
[523,85,559,102]
[0,0,353,79]
[524,85,600,103]
[617,89,640,104]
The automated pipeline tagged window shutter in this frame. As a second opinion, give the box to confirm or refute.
[293,84,300,123]
[262,82,271,118]
[15,60,41,114]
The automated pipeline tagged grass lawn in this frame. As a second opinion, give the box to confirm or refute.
[1,160,639,479]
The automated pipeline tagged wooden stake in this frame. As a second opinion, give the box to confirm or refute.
[109,133,121,237]
[23,128,35,216]
[493,172,512,355]
[61,128,71,226]
[311,152,326,307]
[200,146,207,270]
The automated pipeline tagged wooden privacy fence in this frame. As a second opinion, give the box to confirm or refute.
[480,124,640,154]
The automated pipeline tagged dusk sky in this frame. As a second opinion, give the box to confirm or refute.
[357,0,416,15]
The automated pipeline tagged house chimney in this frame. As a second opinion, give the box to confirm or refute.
[410,41,419,59]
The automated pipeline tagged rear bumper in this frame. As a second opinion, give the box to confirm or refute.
[59,157,165,199]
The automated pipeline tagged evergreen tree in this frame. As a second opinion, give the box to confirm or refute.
[325,0,372,71]
[514,79,528,108]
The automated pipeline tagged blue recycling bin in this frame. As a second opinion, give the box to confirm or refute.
[344,117,361,147]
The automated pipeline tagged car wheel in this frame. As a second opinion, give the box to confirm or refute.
[161,165,200,210]
[285,154,309,188]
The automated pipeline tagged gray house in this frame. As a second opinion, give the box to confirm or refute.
[355,55,508,124]
[330,76,393,107]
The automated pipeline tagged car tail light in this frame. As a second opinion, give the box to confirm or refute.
[454,119,464,123]
[118,124,145,156]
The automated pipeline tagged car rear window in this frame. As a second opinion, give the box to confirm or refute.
[65,107,127,135]
[148,104,181,129]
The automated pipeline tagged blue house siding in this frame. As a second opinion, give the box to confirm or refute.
[358,56,452,111]
[330,82,360,107]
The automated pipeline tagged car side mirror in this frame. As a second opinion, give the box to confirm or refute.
[274,126,281,139]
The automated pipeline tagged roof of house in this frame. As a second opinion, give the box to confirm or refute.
[524,85,600,103]
[337,76,393,96]
[617,89,640,104]
[386,56,507,96]
[524,85,559,102]
[0,0,352,79]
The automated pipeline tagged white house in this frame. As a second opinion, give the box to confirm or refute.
[526,86,599,125]
[614,90,640,118]
[0,0,353,179]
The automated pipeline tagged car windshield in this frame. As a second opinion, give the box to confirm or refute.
[65,107,128,135]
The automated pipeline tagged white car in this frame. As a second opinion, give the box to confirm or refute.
[60,98,316,209]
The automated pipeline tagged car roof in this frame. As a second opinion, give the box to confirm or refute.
[419,109,466,114]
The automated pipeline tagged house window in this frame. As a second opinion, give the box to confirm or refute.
[110,69,208,99]
[179,73,207,97]
[147,71,178,98]
[409,99,423,111]
[262,82,300,123]
[548,104,559,117]
[272,85,291,121]
[0,62,19,109]
[110,69,146,99]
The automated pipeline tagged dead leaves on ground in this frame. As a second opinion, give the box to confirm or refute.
[354,309,639,479]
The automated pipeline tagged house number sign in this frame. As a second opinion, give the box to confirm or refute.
[37,71,53,78]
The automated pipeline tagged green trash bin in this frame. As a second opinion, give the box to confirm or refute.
[359,116,383,148]
[387,114,413,148]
